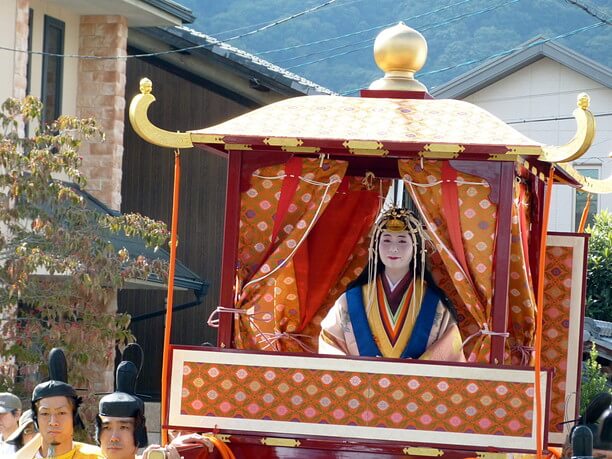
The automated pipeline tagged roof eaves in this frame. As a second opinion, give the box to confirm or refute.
[432,37,612,99]
[70,184,207,294]
[140,0,195,24]
[169,26,335,96]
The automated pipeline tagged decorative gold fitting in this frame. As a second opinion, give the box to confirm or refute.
[190,133,225,144]
[263,137,303,147]
[224,144,252,151]
[343,140,384,150]
[344,140,388,156]
[214,434,231,443]
[419,144,463,159]
[281,146,321,153]
[539,92,595,163]
[129,78,193,149]
[403,447,444,456]
[475,452,508,459]
[505,146,542,156]
[488,154,519,161]
[260,437,301,447]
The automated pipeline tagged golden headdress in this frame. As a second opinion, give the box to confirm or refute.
[365,206,432,310]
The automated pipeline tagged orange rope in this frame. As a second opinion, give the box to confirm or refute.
[205,435,236,459]
[161,150,181,445]
[535,166,555,458]
[577,193,592,232]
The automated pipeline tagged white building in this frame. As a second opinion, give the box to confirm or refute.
[432,38,612,232]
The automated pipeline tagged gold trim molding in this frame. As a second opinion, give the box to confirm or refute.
[559,162,612,194]
[129,78,193,149]
[539,93,595,163]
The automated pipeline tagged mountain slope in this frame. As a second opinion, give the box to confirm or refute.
[177,0,611,94]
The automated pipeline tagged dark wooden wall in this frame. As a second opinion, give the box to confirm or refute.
[120,56,254,397]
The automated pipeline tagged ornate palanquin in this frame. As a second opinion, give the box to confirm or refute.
[128,21,611,459]
[170,347,550,453]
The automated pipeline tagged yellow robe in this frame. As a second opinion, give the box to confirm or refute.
[40,442,104,459]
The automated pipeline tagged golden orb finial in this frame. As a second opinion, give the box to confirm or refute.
[369,22,428,92]
[139,78,153,95]
[577,92,590,110]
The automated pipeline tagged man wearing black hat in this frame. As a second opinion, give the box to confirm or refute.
[95,360,148,459]
[0,392,22,456]
[95,358,214,459]
[31,348,103,459]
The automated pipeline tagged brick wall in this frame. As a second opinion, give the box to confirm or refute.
[76,15,127,211]
[75,16,128,394]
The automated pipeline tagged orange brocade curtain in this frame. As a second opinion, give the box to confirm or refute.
[233,157,383,353]
[399,160,496,362]
[399,160,537,364]
[506,168,536,365]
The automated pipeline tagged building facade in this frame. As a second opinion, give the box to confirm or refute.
[432,39,612,232]
[0,0,332,397]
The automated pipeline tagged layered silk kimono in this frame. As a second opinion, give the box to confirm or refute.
[319,273,465,361]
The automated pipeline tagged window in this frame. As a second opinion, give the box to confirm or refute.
[574,166,600,231]
[41,15,64,125]
[26,9,33,95]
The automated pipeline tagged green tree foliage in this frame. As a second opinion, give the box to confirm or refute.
[0,97,169,405]
[581,343,611,415]
[586,210,612,320]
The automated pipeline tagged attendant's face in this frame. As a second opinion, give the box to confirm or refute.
[0,411,19,435]
[99,416,137,459]
[379,230,413,269]
[36,396,74,448]
[21,422,36,445]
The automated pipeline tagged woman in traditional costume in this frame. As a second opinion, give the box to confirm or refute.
[319,208,465,362]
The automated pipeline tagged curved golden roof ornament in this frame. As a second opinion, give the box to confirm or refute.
[369,22,428,92]
[129,78,193,149]
[558,161,612,194]
[539,93,595,163]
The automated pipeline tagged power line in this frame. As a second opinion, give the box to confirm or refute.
[284,0,521,70]
[0,0,339,60]
[340,21,605,95]
[214,0,368,38]
[507,112,612,124]
[563,0,612,25]
[259,0,475,57]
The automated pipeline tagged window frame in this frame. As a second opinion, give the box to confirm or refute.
[573,164,601,231]
[41,14,65,125]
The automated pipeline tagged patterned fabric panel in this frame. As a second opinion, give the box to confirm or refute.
[543,244,577,440]
[506,179,536,366]
[399,160,497,362]
[192,96,539,148]
[234,158,346,351]
[180,361,535,437]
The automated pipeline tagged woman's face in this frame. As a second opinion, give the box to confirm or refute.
[378,230,414,270]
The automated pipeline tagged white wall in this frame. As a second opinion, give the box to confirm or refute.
[0,0,19,103]
[29,0,80,116]
[464,57,612,232]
